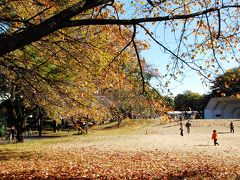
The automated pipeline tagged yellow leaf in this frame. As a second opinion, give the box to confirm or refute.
[140,1,146,5]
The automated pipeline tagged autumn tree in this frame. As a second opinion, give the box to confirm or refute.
[210,67,240,97]
[0,10,166,141]
[96,51,166,123]
[0,73,51,141]
[1,0,240,138]
[162,96,174,109]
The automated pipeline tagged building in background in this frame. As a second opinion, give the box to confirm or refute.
[204,97,240,119]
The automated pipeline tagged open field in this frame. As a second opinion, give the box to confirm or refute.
[0,119,240,179]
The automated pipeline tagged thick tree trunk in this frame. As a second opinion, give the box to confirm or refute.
[53,120,57,133]
[38,119,42,137]
[39,129,42,137]
[16,129,24,142]
[10,85,27,142]
[15,117,26,142]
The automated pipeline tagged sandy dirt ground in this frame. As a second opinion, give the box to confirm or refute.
[1,119,240,179]
[51,119,240,154]
[46,119,240,178]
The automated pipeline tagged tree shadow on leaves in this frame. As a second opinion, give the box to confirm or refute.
[166,170,212,180]
[0,149,34,161]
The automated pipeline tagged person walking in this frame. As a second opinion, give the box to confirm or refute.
[212,130,219,146]
[185,120,191,134]
[179,122,183,137]
[230,121,234,133]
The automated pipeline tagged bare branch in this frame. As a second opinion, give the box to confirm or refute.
[205,13,225,73]
[137,23,214,82]
[132,25,145,94]
[217,9,221,39]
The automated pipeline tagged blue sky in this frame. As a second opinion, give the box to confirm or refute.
[120,0,212,96]
[119,0,240,97]
[141,45,211,96]
[140,40,239,96]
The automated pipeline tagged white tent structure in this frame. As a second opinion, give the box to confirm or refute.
[204,97,240,119]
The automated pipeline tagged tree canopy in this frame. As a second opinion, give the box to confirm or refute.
[210,67,240,97]
[1,0,240,126]
[174,90,204,112]
[0,7,168,141]
[1,0,240,68]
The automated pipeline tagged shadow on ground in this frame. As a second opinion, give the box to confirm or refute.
[218,132,231,134]
[0,149,35,161]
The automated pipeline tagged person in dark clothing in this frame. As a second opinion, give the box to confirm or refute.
[230,121,234,133]
[184,111,188,119]
[185,120,191,134]
[179,122,183,137]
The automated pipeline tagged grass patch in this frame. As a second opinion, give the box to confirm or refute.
[91,118,159,135]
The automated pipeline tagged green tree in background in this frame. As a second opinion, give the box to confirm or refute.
[174,91,204,112]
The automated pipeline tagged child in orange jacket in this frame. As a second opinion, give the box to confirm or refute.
[212,130,219,146]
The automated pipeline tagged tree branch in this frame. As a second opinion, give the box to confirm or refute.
[217,9,221,39]
[1,4,240,56]
[0,0,112,56]
[137,23,213,82]
[132,25,145,94]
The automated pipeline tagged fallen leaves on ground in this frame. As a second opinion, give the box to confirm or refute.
[0,143,239,179]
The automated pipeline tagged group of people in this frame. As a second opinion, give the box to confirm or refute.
[179,120,191,137]
[179,120,235,146]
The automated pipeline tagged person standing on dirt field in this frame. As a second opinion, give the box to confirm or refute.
[212,130,219,146]
[179,122,183,137]
[230,121,234,133]
[185,120,191,134]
